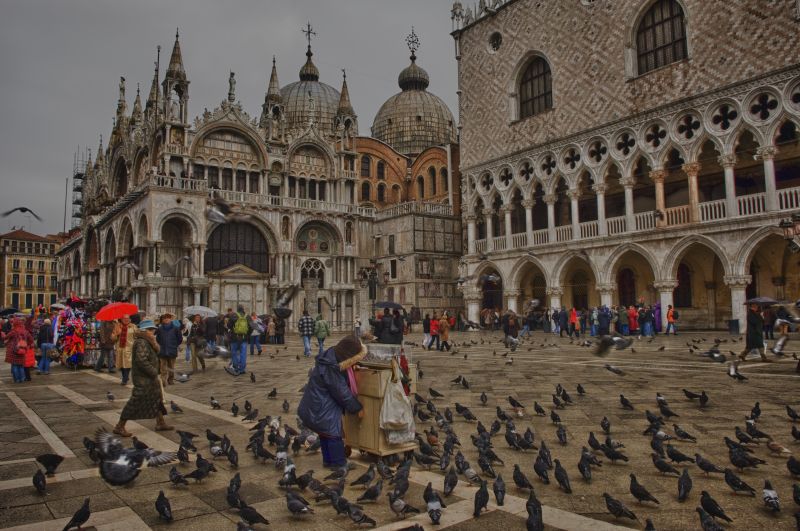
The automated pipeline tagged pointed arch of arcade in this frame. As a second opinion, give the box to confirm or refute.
[662,234,732,279]
[190,122,269,168]
[473,260,505,311]
[604,243,659,307]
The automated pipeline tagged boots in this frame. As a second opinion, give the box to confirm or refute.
[113,420,132,437]
[200,357,206,372]
[155,413,174,431]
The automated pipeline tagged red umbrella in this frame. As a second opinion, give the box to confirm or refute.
[95,302,139,321]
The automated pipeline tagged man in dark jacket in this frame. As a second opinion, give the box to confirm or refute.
[370,308,396,344]
[558,308,568,337]
[298,310,315,357]
[597,307,611,336]
[422,314,431,349]
[739,304,770,362]
[95,319,117,373]
[204,315,218,350]
[155,313,182,385]
[297,335,365,468]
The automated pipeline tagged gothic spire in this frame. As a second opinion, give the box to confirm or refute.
[131,83,143,122]
[337,69,354,116]
[165,28,186,80]
[146,45,161,110]
[95,135,104,165]
[266,56,282,103]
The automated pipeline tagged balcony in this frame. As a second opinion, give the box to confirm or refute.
[468,185,800,256]
[150,175,207,192]
[375,201,453,220]
[217,189,375,217]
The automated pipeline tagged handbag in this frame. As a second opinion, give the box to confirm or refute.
[379,358,416,444]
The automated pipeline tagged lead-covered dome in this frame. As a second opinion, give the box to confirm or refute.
[281,48,341,137]
[372,52,456,156]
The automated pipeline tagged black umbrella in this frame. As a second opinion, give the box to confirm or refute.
[744,296,779,306]
[373,301,404,310]
[0,308,19,317]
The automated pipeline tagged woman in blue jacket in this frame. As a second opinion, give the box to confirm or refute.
[298,335,365,468]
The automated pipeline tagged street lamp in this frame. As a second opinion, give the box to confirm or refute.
[779,212,800,253]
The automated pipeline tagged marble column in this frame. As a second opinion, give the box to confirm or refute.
[193,289,201,306]
[758,146,778,211]
[506,289,520,313]
[705,281,717,330]
[597,284,615,309]
[621,177,635,232]
[568,189,580,240]
[483,208,495,252]
[650,169,667,228]
[593,183,608,236]
[546,287,563,310]
[466,293,481,324]
[719,154,737,217]
[502,205,513,249]
[724,275,751,332]
[682,162,701,223]
[98,265,108,294]
[653,280,678,329]
[544,194,556,243]
[522,199,534,244]
[466,214,477,255]
[148,288,158,315]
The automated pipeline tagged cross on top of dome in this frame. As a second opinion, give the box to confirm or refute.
[405,27,420,60]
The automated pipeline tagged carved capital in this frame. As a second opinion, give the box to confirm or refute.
[543,194,558,204]
[653,280,679,291]
[482,207,495,217]
[620,176,635,188]
[521,199,535,209]
[717,154,737,169]
[464,213,478,223]
[757,146,777,160]
[505,289,521,297]
[546,287,564,296]
[649,169,667,183]
[596,283,616,294]
[592,183,608,194]
[566,189,582,201]
[681,162,701,177]
[724,275,752,288]
[500,203,516,214]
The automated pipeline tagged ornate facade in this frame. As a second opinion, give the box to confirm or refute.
[453,0,800,328]
[57,29,461,327]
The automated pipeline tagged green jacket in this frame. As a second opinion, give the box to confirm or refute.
[314,319,330,339]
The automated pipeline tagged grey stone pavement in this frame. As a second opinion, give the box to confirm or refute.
[1,330,799,530]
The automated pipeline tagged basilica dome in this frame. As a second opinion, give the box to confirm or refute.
[372,53,456,156]
[281,48,341,137]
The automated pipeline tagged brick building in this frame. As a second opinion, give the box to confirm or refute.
[0,229,60,310]
[452,0,800,328]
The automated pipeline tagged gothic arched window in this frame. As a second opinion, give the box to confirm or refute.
[361,181,371,201]
[429,167,437,195]
[377,183,386,202]
[674,262,692,307]
[360,155,371,177]
[205,222,269,273]
[377,161,385,180]
[636,0,687,75]
[519,56,552,119]
[417,176,424,199]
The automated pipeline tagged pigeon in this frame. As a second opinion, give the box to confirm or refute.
[666,445,695,464]
[61,498,90,531]
[651,453,680,475]
[36,454,64,476]
[242,409,259,422]
[700,490,733,522]
[695,454,724,475]
[789,456,800,476]
[659,403,679,419]
[600,443,629,463]
[788,405,800,422]
[533,455,549,484]
[480,391,488,406]
[604,363,624,375]
[550,410,562,424]
[107,391,115,401]
[227,446,239,468]
[603,492,637,520]
[554,459,571,493]
[351,464,375,488]
[32,469,46,494]
[177,430,198,451]
[492,474,506,506]
[347,505,377,526]
[444,465,458,496]
[156,490,173,522]
[94,429,177,486]
[357,479,383,503]
[206,429,222,444]
[267,387,277,399]
[577,455,592,482]
[388,492,419,519]
[678,468,692,502]
[2,206,42,220]
[283,400,290,413]
[556,424,568,446]
[793,483,800,506]
[473,480,489,517]
[250,372,256,383]
[724,468,755,495]
[231,403,240,417]
[673,424,697,442]
[600,416,611,434]
[169,466,188,486]
[763,479,780,512]
[210,396,221,409]
[620,394,635,410]
[696,507,725,531]
[170,401,183,413]
[177,446,190,463]
[629,473,658,504]
[683,389,701,400]
[239,503,270,526]
[429,387,444,399]
[533,402,546,416]
[513,463,534,489]
[577,384,586,395]
[286,492,314,515]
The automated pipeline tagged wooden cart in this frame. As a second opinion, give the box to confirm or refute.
[343,360,417,457]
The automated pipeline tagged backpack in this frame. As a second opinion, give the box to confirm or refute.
[233,313,249,336]
[672,309,679,320]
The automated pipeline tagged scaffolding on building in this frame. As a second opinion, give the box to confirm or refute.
[71,148,88,228]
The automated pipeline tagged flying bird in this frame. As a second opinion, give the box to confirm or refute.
[2,207,42,221]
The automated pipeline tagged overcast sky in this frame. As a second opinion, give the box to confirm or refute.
[0,0,458,236]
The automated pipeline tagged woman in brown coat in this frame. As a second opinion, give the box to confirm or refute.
[438,313,452,352]
[112,315,137,386]
[114,320,172,437]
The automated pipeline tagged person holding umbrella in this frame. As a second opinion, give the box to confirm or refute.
[187,314,207,373]
[113,315,138,385]
[113,319,172,437]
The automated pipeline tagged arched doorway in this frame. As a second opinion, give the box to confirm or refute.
[571,271,589,310]
[479,268,503,312]
[617,268,636,307]
[671,242,729,329]
[517,261,547,309]
[559,256,597,310]
[610,249,657,307]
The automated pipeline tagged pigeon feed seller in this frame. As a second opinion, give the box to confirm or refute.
[298,335,365,468]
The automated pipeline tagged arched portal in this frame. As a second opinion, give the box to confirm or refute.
[112,158,128,198]
[670,241,729,329]
[560,256,597,310]
[205,222,269,274]
[479,268,503,314]
[609,249,657,307]
[517,260,547,308]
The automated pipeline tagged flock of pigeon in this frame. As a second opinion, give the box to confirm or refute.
[26,331,800,530]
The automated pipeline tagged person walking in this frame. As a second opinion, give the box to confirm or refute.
[248,312,264,356]
[187,314,207,373]
[275,316,286,344]
[155,314,181,385]
[4,317,33,383]
[422,314,431,348]
[628,306,638,337]
[598,306,611,337]
[204,314,218,351]
[95,319,117,373]
[314,314,331,356]
[618,305,629,336]
[503,312,520,351]
[590,308,599,337]
[665,305,678,335]
[762,306,775,340]
[297,335,365,468]
[113,319,173,437]
[267,317,276,345]
[298,309,315,357]
[771,304,794,355]
[439,312,452,351]
[568,307,578,338]
[739,303,770,362]
[227,306,250,374]
[36,318,55,375]
[428,312,440,351]
[113,315,137,386]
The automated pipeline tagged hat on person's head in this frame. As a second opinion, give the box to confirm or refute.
[333,335,367,370]
[139,319,157,330]
[43,318,51,325]
[160,312,173,321]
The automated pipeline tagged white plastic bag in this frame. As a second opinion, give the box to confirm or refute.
[379,359,416,444]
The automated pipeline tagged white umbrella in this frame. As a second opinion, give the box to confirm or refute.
[183,305,217,318]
